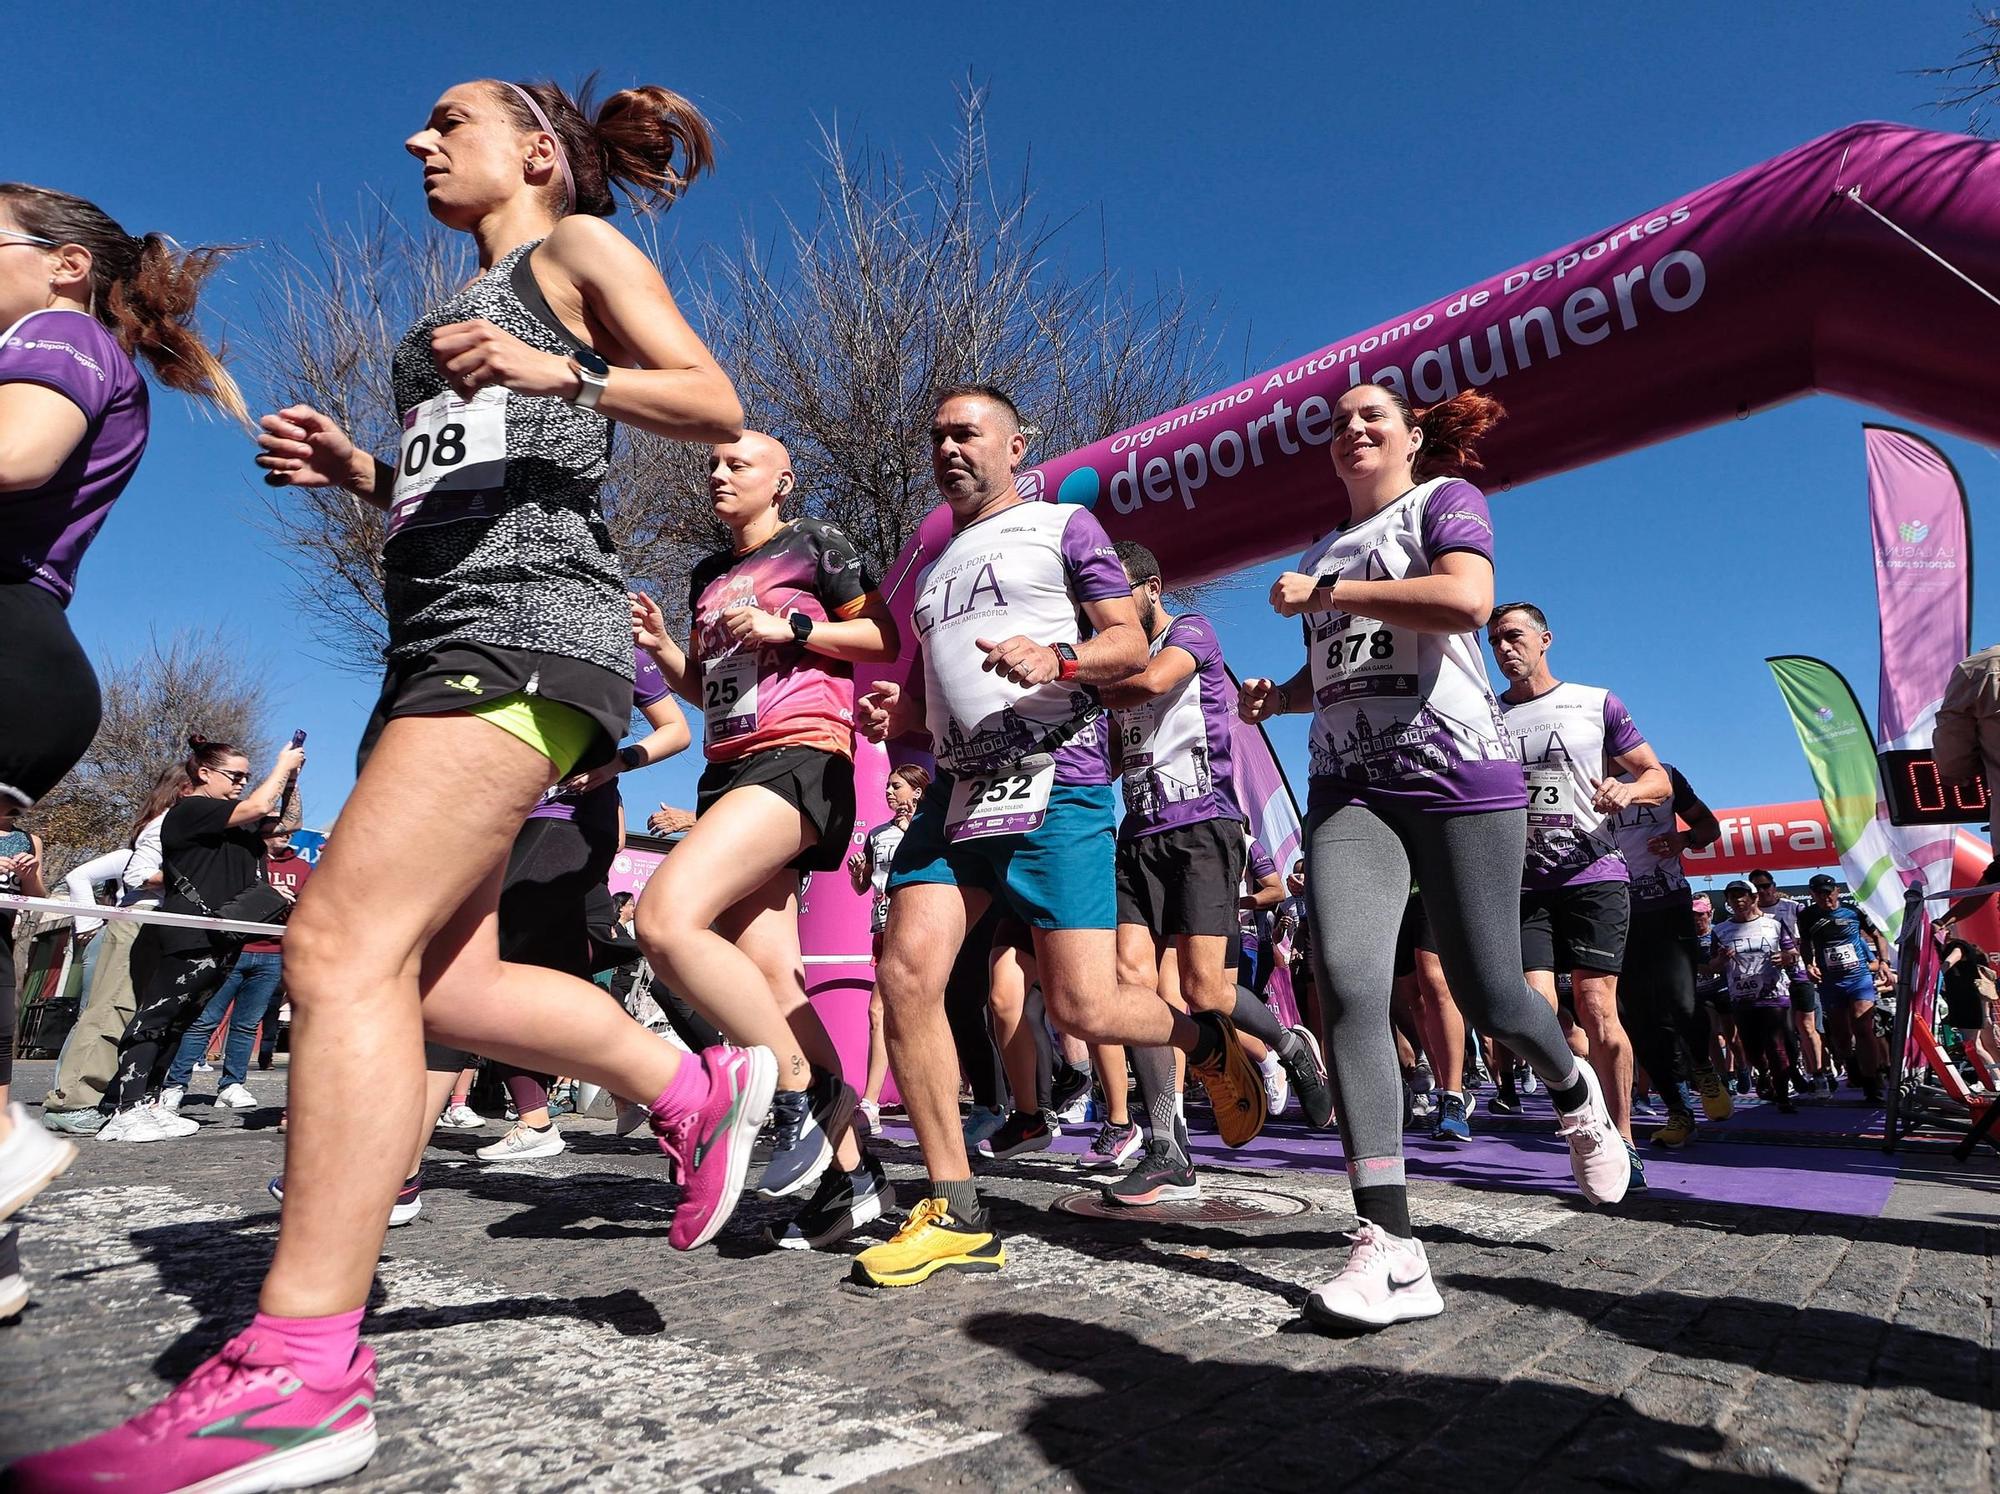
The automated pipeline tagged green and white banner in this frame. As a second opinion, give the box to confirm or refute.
[1767,654,1910,936]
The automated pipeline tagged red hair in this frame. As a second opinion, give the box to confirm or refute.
[1358,384,1505,479]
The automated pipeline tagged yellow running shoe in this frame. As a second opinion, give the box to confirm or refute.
[1692,1064,1735,1121]
[850,1197,1004,1288]
[1653,1111,1697,1149]
[1189,1014,1266,1147]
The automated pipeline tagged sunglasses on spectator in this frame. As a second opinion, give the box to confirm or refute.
[207,767,251,786]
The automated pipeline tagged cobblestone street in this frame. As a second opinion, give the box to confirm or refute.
[4,1061,1995,1492]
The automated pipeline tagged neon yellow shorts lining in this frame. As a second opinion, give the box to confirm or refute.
[462,692,596,777]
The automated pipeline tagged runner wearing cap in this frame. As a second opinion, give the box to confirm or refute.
[1798,874,1891,1104]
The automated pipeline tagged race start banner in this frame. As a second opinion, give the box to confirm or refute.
[1768,654,1911,936]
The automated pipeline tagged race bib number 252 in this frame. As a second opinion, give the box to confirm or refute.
[945,762,1056,842]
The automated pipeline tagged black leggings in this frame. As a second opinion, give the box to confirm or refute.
[0,580,102,807]
[105,929,235,1110]
[1737,1005,1793,1098]
[945,908,1008,1111]
[1619,901,1712,1097]
[0,912,15,1088]
[482,810,620,1112]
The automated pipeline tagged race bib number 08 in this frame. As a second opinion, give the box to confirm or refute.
[387,388,510,540]
[946,761,1056,842]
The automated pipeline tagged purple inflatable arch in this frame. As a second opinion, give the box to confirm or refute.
[1017,122,2000,583]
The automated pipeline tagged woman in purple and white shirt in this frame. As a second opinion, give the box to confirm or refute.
[1240,384,1627,1333]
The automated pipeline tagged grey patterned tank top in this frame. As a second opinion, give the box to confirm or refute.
[385,240,631,679]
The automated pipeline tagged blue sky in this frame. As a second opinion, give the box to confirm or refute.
[14,3,1997,856]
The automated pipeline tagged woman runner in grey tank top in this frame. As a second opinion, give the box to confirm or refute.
[9,78,777,1494]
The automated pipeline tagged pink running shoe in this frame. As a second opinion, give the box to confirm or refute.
[4,1330,377,1493]
[657,1044,777,1252]
[1556,1061,1632,1206]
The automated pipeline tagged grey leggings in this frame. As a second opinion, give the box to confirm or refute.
[1304,791,1578,1194]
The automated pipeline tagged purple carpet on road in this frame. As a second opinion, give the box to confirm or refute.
[883,1088,1907,1219]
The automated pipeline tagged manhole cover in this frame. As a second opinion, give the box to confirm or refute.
[1052,1183,1315,1223]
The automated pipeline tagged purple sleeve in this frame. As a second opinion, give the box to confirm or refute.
[1166,613,1222,672]
[1060,507,1131,602]
[632,649,671,709]
[1417,479,1496,564]
[1249,842,1277,880]
[0,313,118,422]
[1603,692,1645,758]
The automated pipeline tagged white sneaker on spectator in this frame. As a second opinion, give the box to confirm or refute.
[477,1124,565,1162]
[148,1101,200,1137]
[1555,1063,1630,1205]
[856,1098,881,1136]
[158,1086,185,1113]
[0,1102,77,1220]
[97,1107,172,1144]
[1303,1222,1444,1330]
[435,1102,486,1130]
[216,1084,257,1111]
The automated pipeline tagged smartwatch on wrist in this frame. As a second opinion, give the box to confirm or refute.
[790,611,816,645]
[617,744,648,772]
[566,348,611,410]
[1052,642,1080,681]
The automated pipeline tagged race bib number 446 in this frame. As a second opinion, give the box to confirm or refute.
[387,388,509,540]
[946,762,1055,841]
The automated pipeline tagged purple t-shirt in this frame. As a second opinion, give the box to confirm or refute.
[912,501,1130,786]
[0,310,149,604]
[529,649,674,822]
[1300,478,1525,816]
[1500,682,1646,890]
[1113,611,1244,838]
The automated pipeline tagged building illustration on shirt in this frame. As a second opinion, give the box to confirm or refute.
[1315,704,1456,783]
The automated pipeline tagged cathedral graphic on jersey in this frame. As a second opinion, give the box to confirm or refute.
[1314,705,1455,783]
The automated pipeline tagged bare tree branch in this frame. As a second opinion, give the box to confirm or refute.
[1922,9,2000,133]
[27,630,273,880]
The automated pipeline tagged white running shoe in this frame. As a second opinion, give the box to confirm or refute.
[477,1124,566,1162]
[1303,1222,1444,1330]
[0,1102,77,1220]
[435,1102,486,1130]
[149,1101,200,1137]
[856,1098,881,1137]
[158,1086,185,1113]
[1260,1051,1290,1117]
[1556,1063,1631,1205]
[216,1083,257,1111]
[98,1107,172,1144]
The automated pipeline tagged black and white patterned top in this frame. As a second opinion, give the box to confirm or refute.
[385,240,632,680]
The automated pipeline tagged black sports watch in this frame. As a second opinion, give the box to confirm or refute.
[790,611,815,645]
[617,744,648,772]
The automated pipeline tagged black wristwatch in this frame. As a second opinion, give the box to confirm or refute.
[789,611,815,645]
[617,744,648,772]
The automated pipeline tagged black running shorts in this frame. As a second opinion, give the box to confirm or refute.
[697,745,856,874]
[1521,880,1631,975]
[1114,816,1246,938]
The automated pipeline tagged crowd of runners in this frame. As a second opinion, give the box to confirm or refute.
[0,74,1912,1493]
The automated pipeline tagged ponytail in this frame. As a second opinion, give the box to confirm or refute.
[0,184,248,427]
[490,75,717,219]
[181,734,240,789]
[128,764,186,847]
[1411,391,1504,479]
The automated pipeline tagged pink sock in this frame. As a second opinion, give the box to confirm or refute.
[648,1053,712,1128]
[249,1307,363,1387]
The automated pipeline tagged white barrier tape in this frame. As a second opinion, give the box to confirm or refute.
[0,894,287,938]
[802,954,872,966]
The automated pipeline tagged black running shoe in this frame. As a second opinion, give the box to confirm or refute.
[981,1110,1054,1160]
[1049,1064,1091,1119]
[1102,1139,1200,1206]
[768,1155,888,1251]
[1280,1026,1336,1130]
